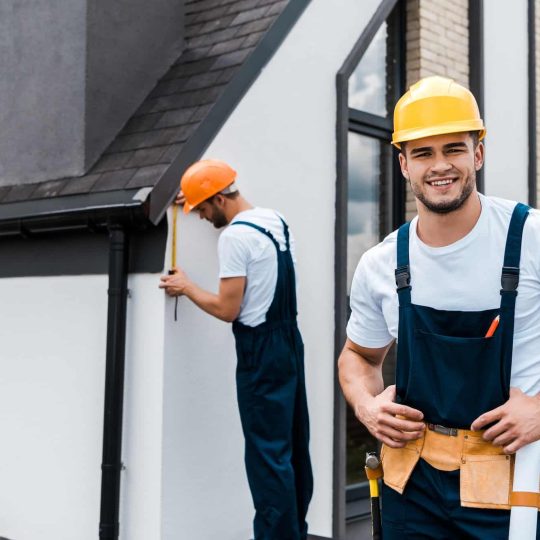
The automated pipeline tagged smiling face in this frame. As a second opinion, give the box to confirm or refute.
[399,132,484,215]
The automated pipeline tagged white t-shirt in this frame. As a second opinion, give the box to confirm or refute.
[347,194,540,395]
[218,207,296,327]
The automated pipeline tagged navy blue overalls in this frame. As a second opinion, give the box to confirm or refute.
[231,217,313,540]
[383,203,540,539]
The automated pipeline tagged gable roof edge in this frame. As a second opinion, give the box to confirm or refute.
[148,0,311,225]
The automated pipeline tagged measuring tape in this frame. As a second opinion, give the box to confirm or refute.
[169,204,179,321]
[171,203,178,269]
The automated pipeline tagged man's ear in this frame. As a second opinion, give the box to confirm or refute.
[474,141,485,171]
[398,152,409,180]
[213,193,226,207]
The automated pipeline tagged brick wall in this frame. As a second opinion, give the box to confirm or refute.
[404,0,470,220]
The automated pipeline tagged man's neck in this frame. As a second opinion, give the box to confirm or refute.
[415,191,482,247]
[225,196,254,223]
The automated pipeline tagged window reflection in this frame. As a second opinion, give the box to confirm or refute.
[346,133,392,485]
[347,133,380,293]
[348,23,388,117]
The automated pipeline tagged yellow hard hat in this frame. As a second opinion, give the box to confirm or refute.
[180,159,237,214]
[392,76,486,148]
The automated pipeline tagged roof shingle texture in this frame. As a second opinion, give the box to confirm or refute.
[0,0,289,205]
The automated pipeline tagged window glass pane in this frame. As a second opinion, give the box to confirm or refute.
[346,131,393,486]
[348,22,387,117]
[347,133,381,293]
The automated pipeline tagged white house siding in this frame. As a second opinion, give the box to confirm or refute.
[160,1,384,538]
[0,275,107,540]
[160,214,251,540]
[0,272,166,540]
[483,0,529,202]
[120,273,166,540]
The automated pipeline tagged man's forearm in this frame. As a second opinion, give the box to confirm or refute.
[338,339,424,446]
[160,270,244,322]
[338,346,384,414]
[183,282,236,322]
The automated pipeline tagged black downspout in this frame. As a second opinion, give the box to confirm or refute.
[99,225,130,540]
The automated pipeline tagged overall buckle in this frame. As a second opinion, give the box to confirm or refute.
[501,266,519,291]
[427,423,458,437]
[395,266,411,290]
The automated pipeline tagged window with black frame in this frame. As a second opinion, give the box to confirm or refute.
[344,3,405,502]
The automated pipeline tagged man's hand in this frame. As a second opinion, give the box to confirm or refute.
[159,267,191,297]
[175,190,186,206]
[355,385,425,448]
[471,387,540,453]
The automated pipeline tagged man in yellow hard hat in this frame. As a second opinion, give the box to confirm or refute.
[159,159,313,540]
[339,76,540,538]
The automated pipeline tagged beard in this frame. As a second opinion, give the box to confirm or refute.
[411,171,476,214]
[209,206,228,228]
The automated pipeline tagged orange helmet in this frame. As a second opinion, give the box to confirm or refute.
[180,159,237,214]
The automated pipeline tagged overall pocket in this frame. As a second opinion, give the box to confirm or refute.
[409,330,504,427]
[235,331,255,372]
[381,440,422,494]
[460,452,513,509]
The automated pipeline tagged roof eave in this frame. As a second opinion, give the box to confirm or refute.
[0,187,151,237]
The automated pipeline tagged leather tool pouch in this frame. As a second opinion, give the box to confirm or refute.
[460,436,513,510]
[380,440,422,495]
[381,430,514,508]
[380,430,535,511]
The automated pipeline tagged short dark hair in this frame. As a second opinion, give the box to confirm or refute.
[400,130,480,153]
[222,191,240,201]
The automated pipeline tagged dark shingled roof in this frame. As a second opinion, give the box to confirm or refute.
[0,0,292,215]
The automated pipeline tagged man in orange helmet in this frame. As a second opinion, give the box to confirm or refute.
[339,77,540,538]
[159,159,313,540]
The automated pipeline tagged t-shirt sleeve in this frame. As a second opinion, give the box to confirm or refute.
[218,230,250,278]
[527,209,540,282]
[346,253,393,348]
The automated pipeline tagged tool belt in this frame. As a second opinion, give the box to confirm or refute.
[381,424,540,511]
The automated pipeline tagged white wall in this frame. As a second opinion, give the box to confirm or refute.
[0,275,107,540]
[0,271,167,540]
[161,213,252,540]
[483,0,529,202]
[121,274,166,540]
[161,1,382,537]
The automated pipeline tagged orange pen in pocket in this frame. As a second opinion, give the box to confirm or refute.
[485,315,500,337]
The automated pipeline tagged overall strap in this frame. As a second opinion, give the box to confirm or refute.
[499,202,530,390]
[395,222,412,306]
[279,217,291,251]
[231,220,280,250]
[500,202,530,305]
[232,219,296,324]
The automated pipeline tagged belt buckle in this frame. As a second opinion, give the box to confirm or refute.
[428,423,458,437]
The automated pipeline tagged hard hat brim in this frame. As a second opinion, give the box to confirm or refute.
[183,201,195,214]
[392,123,486,149]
